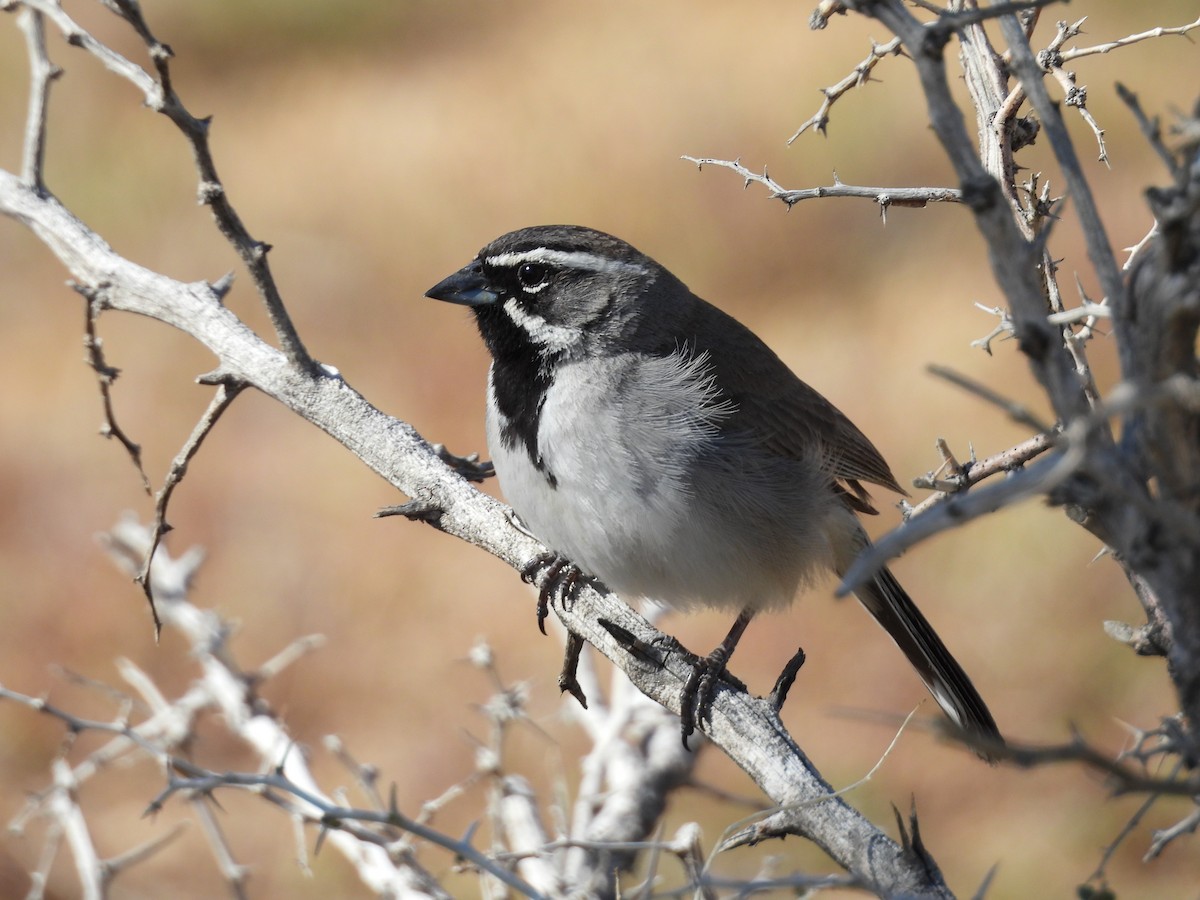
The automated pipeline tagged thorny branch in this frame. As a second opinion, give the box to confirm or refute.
[842,374,1200,597]
[1058,15,1200,65]
[15,6,58,194]
[0,0,974,878]
[3,0,1200,895]
[10,0,313,371]
[972,722,1200,799]
[2,148,949,890]
[7,518,532,898]
[79,283,151,496]
[1117,82,1182,179]
[4,522,733,898]
[136,376,244,634]
[927,363,1053,433]
[787,35,904,141]
[683,156,962,222]
[904,431,1055,519]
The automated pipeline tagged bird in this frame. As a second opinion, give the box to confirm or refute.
[425,224,1001,756]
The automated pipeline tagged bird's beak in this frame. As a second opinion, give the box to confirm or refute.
[424,261,500,307]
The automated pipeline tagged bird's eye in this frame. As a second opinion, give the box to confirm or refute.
[516,262,550,290]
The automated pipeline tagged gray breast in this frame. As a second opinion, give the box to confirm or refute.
[488,348,839,612]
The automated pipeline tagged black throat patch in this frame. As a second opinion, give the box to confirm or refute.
[474,304,559,488]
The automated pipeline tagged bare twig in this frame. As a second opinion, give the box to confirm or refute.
[79,284,151,495]
[136,377,244,634]
[1085,784,1168,890]
[1047,63,1108,166]
[787,36,904,141]
[998,11,1126,315]
[974,730,1200,798]
[927,364,1053,432]
[14,0,160,99]
[16,7,59,194]
[152,768,542,899]
[1059,16,1200,65]
[17,0,314,370]
[255,633,327,683]
[1116,83,1179,178]
[191,798,251,899]
[49,758,103,900]
[904,432,1055,518]
[970,302,1015,355]
[843,446,1080,595]
[1035,18,1110,165]
[844,375,1200,595]
[716,707,921,854]
[100,520,465,897]
[927,0,1062,37]
[1043,253,1104,409]
[683,157,961,220]
[25,812,63,900]
[325,735,389,815]
[1146,805,1200,860]
[1046,300,1110,325]
[102,822,190,892]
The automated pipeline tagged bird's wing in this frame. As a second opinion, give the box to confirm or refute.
[685,298,906,506]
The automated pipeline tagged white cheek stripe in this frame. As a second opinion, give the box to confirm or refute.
[503,297,582,354]
[485,248,651,277]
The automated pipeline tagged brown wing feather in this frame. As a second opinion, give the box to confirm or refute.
[680,296,906,502]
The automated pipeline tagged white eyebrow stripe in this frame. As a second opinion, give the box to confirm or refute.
[485,248,651,277]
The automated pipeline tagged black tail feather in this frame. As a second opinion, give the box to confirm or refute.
[853,565,1002,761]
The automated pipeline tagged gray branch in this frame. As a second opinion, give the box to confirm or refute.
[0,171,956,896]
[7,0,1200,895]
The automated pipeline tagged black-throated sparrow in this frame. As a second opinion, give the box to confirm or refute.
[426,224,1001,755]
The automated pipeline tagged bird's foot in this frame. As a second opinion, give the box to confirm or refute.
[521,551,590,706]
[679,646,734,750]
[431,443,495,482]
[520,550,584,635]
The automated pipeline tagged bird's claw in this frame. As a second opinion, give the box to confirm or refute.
[432,443,495,483]
[680,653,725,749]
[520,551,583,635]
[520,552,590,706]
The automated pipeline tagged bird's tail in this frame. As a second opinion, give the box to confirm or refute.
[851,562,1002,761]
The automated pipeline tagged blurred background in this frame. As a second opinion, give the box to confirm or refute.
[1,1,1197,896]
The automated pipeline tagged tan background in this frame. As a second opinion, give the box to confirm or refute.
[1,1,1197,896]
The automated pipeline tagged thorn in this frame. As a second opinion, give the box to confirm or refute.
[209,271,235,301]
[768,647,806,710]
[376,500,444,526]
[597,617,665,667]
